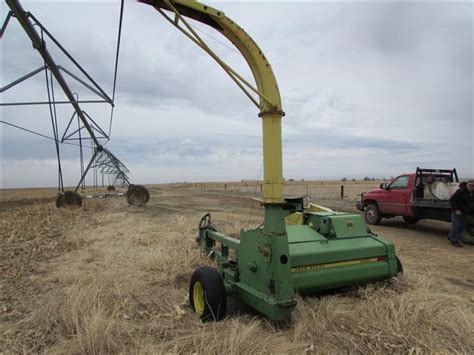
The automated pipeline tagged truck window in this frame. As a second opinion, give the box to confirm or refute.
[389,176,409,189]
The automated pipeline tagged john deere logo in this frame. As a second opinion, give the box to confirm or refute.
[345,220,354,227]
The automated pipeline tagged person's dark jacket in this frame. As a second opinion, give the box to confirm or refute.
[449,185,472,214]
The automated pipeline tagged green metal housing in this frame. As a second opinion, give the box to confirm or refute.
[199,207,402,321]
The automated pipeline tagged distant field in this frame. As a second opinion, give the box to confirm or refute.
[1,183,473,353]
[156,179,383,207]
[0,179,381,203]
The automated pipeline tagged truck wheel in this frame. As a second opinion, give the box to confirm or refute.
[460,229,474,245]
[189,266,226,322]
[403,216,419,224]
[365,204,381,225]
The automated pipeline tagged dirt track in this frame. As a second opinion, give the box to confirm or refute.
[1,184,473,353]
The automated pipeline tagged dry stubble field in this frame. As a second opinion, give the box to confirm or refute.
[1,181,473,354]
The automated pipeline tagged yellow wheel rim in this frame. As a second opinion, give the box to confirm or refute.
[193,281,205,314]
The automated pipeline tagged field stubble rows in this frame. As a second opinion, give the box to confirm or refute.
[1,181,473,353]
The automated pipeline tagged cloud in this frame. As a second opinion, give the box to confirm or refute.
[1,1,472,188]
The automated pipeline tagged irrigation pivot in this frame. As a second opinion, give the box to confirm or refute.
[2,0,149,207]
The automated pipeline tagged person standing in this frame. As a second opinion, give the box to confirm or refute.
[447,180,474,247]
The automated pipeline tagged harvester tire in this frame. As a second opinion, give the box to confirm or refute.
[126,185,150,207]
[460,230,474,245]
[189,266,226,322]
[403,216,419,224]
[396,256,404,274]
[365,204,381,225]
[56,191,82,208]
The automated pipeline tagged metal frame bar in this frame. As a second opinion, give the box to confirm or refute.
[0,65,46,92]
[58,66,110,101]
[45,68,64,191]
[0,11,13,37]
[26,12,113,105]
[6,0,103,149]
[154,2,276,109]
[75,148,99,192]
[61,111,78,142]
[1,100,109,106]
[0,120,94,149]
[83,111,109,139]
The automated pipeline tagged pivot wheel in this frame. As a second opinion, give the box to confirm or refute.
[365,204,381,225]
[126,184,150,207]
[189,266,226,322]
[56,191,82,208]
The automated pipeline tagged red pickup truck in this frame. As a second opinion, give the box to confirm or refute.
[356,168,474,244]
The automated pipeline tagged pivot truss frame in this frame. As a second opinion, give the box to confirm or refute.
[77,148,131,192]
[1,0,129,192]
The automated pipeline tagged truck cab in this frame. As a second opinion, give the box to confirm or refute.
[357,168,459,225]
[356,174,415,224]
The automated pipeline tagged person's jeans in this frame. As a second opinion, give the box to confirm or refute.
[448,212,466,243]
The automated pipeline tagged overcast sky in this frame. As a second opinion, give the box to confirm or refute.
[1,1,472,188]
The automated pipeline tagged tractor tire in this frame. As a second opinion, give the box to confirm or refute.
[460,229,474,245]
[107,185,115,192]
[365,204,382,225]
[126,185,150,207]
[403,216,419,224]
[189,266,226,322]
[56,191,82,208]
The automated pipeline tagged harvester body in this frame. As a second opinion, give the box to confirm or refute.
[287,213,400,294]
[198,201,402,320]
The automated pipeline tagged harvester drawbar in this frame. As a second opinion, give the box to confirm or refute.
[141,0,403,321]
